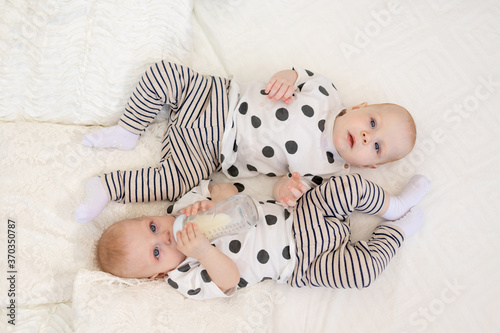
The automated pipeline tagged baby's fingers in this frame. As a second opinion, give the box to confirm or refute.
[287,185,303,199]
[182,200,212,216]
[271,84,294,102]
[290,171,301,181]
[198,200,214,211]
[279,196,297,208]
[190,222,200,237]
[186,222,196,238]
[178,223,196,246]
[265,77,278,95]
[297,182,308,194]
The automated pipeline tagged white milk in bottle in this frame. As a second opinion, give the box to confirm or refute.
[173,194,259,241]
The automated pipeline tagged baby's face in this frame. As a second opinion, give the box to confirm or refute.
[119,215,186,279]
[332,104,414,168]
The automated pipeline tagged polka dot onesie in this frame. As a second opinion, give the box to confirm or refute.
[101,62,351,206]
[165,174,405,300]
[166,181,295,300]
[221,67,351,185]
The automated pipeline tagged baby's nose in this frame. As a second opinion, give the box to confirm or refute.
[361,131,370,144]
[160,230,171,245]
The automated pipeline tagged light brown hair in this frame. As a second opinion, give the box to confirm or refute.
[97,222,131,277]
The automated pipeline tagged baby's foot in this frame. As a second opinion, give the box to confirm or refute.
[82,125,139,150]
[381,206,424,237]
[381,175,431,220]
[74,177,110,223]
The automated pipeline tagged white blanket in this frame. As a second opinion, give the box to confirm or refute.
[1,0,499,332]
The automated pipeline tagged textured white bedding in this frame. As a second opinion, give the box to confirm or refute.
[1,0,499,332]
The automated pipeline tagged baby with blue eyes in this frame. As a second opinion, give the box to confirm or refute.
[96,170,431,301]
[96,182,242,291]
[97,214,192,280]
[328,102,415,169]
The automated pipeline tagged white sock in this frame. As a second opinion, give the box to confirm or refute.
[82,125,139,150]
[381,175,431,220]
[74,177,110,224]
[381,206,424,237]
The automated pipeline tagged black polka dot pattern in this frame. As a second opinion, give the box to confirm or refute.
[318,119,326,132]
[201,270,211,283]
[166,204,174,214]
[262,146,274,158]
[227,165,239,177]
[275,108,289,121]
[177,263,191,272]
[233,183,245,192]
[301,105,314,117]
[221,66,345,189]
[285,140,298,154]
[180,67,348,294]
[284,209,291,220]
[326,151,335,164]
[265,214,277,225]
[282,246,291,260]
[247,164,258,172]
[239,102,248,114]
[229,240,241,253]
[311,176,323,185]
[188,288,201,296]
[251,115,262,128]
[238,278,248,288]
[257,250,270,264]
[167,278,178,289]
[319,86,329,96]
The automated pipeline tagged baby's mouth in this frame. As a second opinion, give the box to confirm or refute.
[347,132,355,148]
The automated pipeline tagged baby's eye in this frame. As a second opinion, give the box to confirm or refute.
[153,247,160,259]
[375,142,380,152]
[370,119,376,128]
[150,222,157,233]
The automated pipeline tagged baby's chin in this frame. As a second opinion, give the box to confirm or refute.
[339,155,364,168]
[336,150,354,166]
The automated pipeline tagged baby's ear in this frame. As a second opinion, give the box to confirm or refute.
[351,102,368,110]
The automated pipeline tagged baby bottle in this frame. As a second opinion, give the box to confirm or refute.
[173,194,259,241]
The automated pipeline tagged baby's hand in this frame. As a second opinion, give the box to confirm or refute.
[181,200,214,216]
[176,222,211,260]
[273,172,309,208]
[265,70,298,104]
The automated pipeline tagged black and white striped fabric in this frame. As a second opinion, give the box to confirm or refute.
[103,61,230,203]
[289,174,405,289]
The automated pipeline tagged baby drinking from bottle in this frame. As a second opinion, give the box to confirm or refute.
[96,171,430,300]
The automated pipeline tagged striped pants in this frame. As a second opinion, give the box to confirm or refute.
[102,61,230,203]
[289,174,405,289]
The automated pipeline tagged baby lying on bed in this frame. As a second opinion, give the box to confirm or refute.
[97,173,430,300]
[75,60,417,223]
